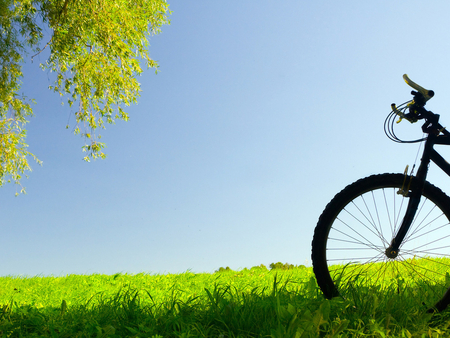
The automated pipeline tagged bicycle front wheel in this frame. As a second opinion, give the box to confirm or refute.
[311,173,450,311]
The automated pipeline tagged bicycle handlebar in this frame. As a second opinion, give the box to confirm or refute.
[387,75,448,141]
[403,74,434,102]
[391,75,436,124]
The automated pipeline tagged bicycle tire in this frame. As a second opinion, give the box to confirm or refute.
[311,173,450,312]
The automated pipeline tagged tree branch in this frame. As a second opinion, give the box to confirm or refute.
[59,0,71,19]
[31,38,52,61]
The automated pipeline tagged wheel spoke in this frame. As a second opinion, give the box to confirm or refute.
[404,218,449,243]
[330,225,383,253]
[404,203,442,242]
[408,233,450,252]
[347,197,389,247]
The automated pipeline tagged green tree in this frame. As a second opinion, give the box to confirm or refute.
[0,0,170,193]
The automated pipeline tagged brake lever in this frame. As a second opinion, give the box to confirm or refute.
[391,103,420,123]
[403,74,434,102]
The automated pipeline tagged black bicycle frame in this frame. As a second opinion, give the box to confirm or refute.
[386,122,450,258]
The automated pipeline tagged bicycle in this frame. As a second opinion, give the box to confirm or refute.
[311,74,450,312]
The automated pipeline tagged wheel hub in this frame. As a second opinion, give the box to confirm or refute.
[385,247,398,259]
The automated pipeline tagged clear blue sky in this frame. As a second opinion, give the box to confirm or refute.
[2,1,450,276]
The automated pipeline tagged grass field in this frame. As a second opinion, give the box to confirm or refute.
[1,264,450,337]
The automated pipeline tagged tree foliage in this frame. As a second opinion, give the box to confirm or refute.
[0,0,170,193]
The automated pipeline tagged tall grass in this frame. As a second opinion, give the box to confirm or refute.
[0,265,449,337]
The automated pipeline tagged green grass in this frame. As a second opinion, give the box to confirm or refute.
[1,265,450,337]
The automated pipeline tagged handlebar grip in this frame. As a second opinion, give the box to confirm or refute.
[403,74,434,101]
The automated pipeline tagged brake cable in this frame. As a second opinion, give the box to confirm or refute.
[384,100,427,144]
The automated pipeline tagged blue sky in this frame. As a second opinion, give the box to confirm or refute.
[2,1,450,276]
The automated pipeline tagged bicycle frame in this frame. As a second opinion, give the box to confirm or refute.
[312,76,450,313]
[386,123,450,258]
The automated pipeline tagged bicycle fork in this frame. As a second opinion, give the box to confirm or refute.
[385,136,434,259]
[385,195,422,258]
